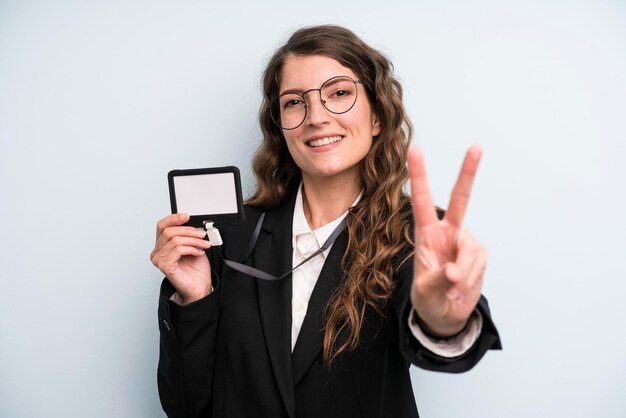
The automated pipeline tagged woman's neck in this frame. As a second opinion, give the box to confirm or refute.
[301,174,361,230]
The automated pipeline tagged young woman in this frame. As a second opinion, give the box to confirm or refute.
[151,25,501,418]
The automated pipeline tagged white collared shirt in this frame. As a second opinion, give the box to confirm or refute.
[290,185,353,351]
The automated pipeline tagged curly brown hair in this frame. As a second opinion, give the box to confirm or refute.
[247,25,414,364]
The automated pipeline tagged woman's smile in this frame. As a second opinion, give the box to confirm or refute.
[306,134,344,148]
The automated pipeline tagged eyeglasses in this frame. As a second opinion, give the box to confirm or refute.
[266,76,362,130]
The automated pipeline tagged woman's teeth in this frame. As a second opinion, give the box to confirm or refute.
[308,135,343,147]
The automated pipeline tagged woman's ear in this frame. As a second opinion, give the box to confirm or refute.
[371,113,381,137]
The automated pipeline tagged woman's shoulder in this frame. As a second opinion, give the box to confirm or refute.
[223,195,293,235]
[243,203,265,218]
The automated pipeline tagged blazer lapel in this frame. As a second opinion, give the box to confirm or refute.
[291,229,348,387]
[254,196,297,418]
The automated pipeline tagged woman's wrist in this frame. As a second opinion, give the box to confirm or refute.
[177,285,213,305]
[413,311,469,340]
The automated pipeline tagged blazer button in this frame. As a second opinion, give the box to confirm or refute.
[162,319,171,331]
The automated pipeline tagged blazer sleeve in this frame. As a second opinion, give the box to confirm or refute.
[393,258,502,373]
[157,269,221,418]
[156,206,262,417]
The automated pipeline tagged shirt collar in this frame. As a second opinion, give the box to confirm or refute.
[292,183,362,254]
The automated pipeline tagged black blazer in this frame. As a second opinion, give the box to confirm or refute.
[157,193,501,418]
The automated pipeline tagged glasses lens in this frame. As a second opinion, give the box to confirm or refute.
[321,77,358,114]
[270,94,306,130]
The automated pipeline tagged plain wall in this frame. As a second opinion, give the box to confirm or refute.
[1,1,625,417]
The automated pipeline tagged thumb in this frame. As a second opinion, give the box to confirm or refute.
[444,262,462,283]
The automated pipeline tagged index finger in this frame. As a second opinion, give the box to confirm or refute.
[446,145,482,227]
[156,213,190,238]
[408,147,438,228]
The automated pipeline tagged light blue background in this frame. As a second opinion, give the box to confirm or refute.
[1,1,625,417]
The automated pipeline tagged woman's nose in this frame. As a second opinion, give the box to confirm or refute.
[304,90,330,126]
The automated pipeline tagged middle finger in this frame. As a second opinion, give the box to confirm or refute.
[446,145,482,227]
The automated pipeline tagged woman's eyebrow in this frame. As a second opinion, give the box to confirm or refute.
[278,87,304,96]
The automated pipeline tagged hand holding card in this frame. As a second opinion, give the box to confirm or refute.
[149,166,245,304]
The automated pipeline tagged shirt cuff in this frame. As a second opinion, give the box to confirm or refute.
[408,309,483,358]
[169,288,213,306]
[170,291,184,305]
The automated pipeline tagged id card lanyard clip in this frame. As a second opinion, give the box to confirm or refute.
[203,221,223,246]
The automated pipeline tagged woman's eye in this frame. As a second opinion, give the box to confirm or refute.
[329,89,352,99]
[283,98,304,109]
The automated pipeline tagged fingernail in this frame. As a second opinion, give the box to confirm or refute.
[447,287,461,300]
[179,213,188,220]
[197,229,207,237]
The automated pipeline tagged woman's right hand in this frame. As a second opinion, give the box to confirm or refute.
[150,213,213,304]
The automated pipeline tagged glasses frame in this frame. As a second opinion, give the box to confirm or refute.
[266,76,363,130]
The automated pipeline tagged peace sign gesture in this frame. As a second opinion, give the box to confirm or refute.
[408,145,487,337]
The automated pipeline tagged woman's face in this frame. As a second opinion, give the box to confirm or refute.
[278,54,380,184]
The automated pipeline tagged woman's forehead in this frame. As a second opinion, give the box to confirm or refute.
[279,54,358,92]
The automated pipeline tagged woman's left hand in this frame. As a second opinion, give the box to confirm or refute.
[407,145,487,337]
